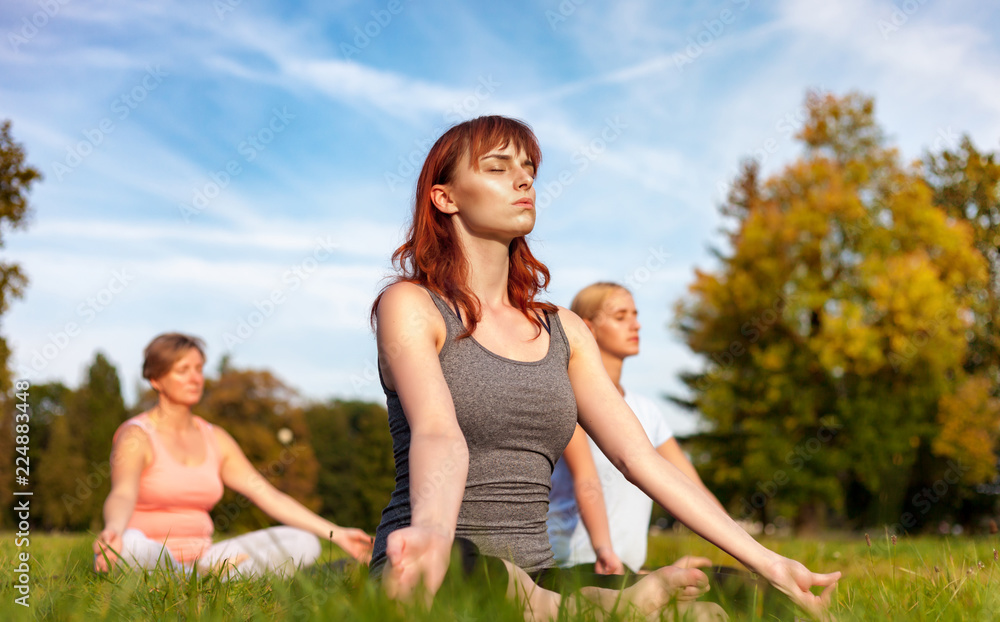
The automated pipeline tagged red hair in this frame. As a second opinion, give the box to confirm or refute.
[372,115,557,338]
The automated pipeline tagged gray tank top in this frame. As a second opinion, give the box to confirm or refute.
[370,288,578,574]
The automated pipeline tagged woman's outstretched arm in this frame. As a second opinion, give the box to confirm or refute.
[656,438,727,513]
[560,308,839,620]
[375,282,470,602]
[561,425,624,574]
[93,425,149,571]
[215,428,373,561]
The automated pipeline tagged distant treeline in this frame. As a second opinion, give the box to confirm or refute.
[0,354,396,534]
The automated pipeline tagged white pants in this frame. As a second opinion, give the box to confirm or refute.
[120,526,321,578]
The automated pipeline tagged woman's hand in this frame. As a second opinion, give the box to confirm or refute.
[759,556,840,621]
[93,528,123,572]
[383,525,453,606]
[94,424,148,573]
[594,545,625,575]
[332,526,375,563]
[376,284,469,605]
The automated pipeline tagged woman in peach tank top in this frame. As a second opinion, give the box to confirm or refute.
[92,333,373,576]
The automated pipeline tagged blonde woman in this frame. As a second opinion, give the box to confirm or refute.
[548,282,726,574]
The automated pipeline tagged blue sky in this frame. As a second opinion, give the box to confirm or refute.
[2,0,998,434]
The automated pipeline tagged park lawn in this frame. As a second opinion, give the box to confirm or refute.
[646,528,1000,620]
[0,531,997,620]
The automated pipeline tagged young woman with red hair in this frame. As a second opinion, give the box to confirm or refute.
[369,116,838,620]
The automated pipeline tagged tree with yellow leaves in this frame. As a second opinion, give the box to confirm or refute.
[925,135,1000,380]
[923,136,1000,511]
[675,92,996,530]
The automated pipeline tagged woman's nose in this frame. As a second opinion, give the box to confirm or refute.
[515,166,533,189]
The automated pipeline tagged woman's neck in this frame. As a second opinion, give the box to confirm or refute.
[600,351,626,396]
[459,234,512,308]
[149,399,194,431]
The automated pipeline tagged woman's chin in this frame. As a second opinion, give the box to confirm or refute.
[511,223,535,240]
[172,395,203,408]
[512,211,536,233]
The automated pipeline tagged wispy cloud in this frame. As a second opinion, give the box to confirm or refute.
[3,0,998,420]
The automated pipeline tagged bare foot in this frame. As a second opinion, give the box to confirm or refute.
[501,560,562,622]
[674,601,729,621]
[671,556,713,569]
[623,564,711,618]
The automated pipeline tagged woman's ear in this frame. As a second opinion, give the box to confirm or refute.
[148,378,162,394]
[430,184,458,215]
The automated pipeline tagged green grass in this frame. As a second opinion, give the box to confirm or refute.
[646,528,1000,620]
[2,531,998,620]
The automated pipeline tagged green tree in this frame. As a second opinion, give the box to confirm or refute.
[0,121,41,528]
[304,400,395,532]
[40,355,129,530]
[35,407,89,529]
[924,137,1000,379]
[22,382,73,528]
[19,381,69,451]
[0,120,38,347]
[923,137,1000,518]
[675,92,991,529]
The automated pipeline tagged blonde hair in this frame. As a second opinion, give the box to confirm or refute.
[142,333,205,381]
[570,282,630,322]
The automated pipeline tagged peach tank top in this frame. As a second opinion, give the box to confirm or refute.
[115,413,225,563]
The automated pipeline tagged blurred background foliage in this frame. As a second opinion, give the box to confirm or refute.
[2,92,999,535]
[5,354,396,534]
[673,91,1000,532]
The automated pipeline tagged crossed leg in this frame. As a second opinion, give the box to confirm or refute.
[114,529,187,573]
[197,526,321,578]
[505,559,727,621]
[382,527,727,621]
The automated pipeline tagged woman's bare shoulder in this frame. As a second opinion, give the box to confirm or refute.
[377,282,445,336]
[209,424,243,459]
[110,419,153,465]
[113,416,151,446]
[379,281,432,307]
[556,306,592,346]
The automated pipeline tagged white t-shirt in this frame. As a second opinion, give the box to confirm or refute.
[547,390,674,572]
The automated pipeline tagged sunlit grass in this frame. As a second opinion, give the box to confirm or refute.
[646,528,1000,620]
[2,531,998,620]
